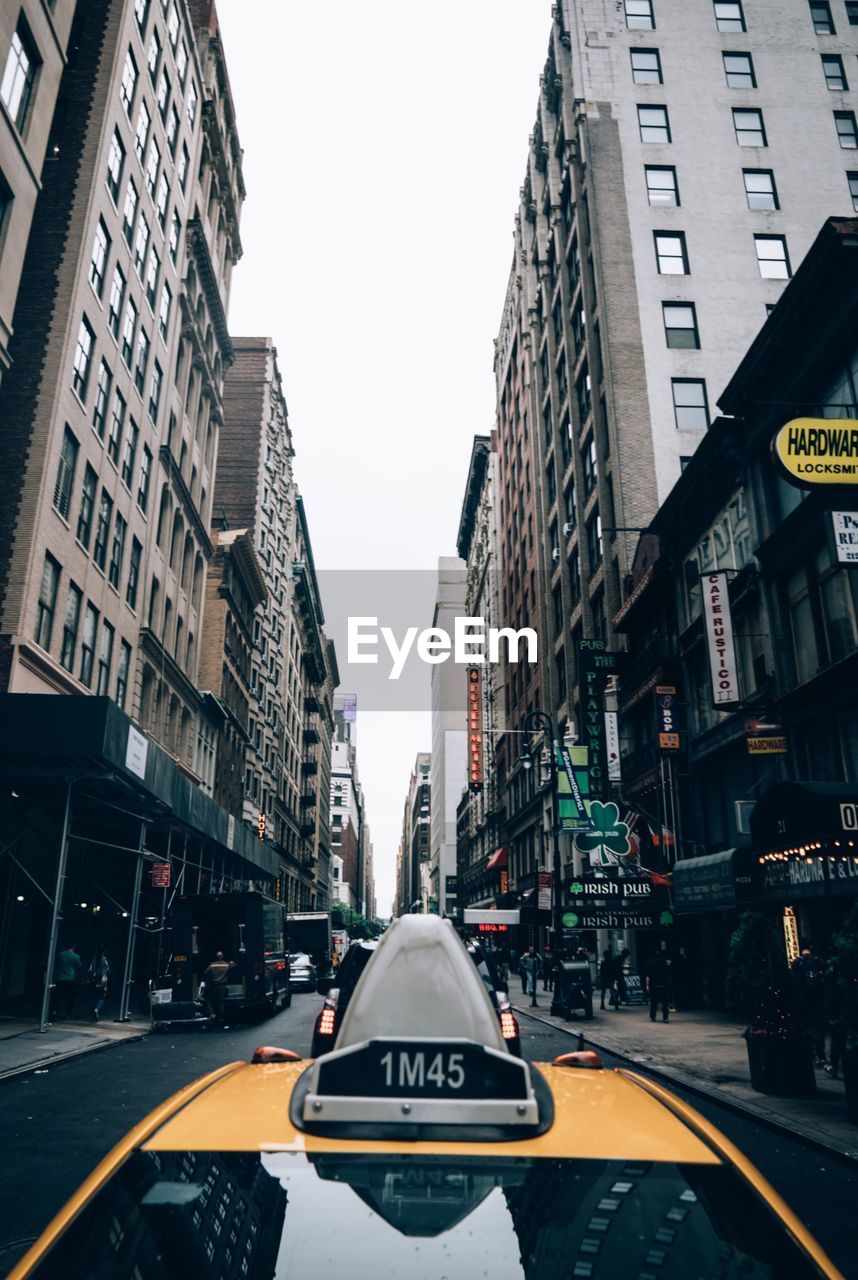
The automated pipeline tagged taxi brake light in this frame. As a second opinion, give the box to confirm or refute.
[553,1050,603,1069]
[251,1046,302,1064]
[500,1010,518,1040]
[317,1007,336,1038]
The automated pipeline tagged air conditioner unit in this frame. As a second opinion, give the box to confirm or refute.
[562,521,574,535]
[551,547,560,561]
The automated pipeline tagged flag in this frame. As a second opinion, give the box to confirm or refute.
[647,822,675,849]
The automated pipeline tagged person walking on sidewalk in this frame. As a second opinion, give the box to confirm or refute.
[542,944,554,992]
[87,945,110,1022]
[520,947,542,1007]
[611,948,630,1006]
[599,949,618,1010]
[54,944,81,1020]
[646,950,671,1023]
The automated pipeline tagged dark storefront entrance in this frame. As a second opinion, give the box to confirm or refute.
[672,848,758,1009]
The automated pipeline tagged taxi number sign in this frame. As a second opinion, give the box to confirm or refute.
[315,1039,529,1101]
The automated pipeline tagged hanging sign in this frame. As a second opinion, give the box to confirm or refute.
[574,801,631,868]
[782,906,800,966]
[558,744,591,830]
[577,641,620,800]
[151,862,171,888]
[773,418,858,488]
[537,871,552,912]
[747,736,788,755]
[831,511,858,565]
[702,572,740,706]
[467,667,483,791]
[605,711,622,780]
[655,685,680,751]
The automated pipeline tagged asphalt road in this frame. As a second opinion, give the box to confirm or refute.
[1,998,855,1277]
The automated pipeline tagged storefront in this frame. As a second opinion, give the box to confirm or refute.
[672,848,758,1008]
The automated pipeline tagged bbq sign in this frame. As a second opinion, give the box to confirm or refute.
[773,418,858,488]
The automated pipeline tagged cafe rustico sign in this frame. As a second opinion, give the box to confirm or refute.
[772,417,858,488]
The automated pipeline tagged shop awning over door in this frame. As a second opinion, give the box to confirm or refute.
[673,848,756,913]
[750,781,858,851]
[486,847,508,871]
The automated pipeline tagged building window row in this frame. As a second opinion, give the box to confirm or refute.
[652,229,791,279]
[627,0,858,34]
[637,104,858,152]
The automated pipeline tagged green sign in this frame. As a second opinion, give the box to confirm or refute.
[562,912,580,928]
[574,801,631,868]
[557,745,591,831]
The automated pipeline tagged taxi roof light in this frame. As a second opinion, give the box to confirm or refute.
[553,1050,603,1070]
[251,1046,302,1064]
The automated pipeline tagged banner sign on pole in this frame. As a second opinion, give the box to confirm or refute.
[702,572,740,706]
[557,744,591,830]
[577,641,620,800]
[537,871,552,912]
[605,711,622,780]
[467,667,483,791]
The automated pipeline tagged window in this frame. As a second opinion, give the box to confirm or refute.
[581,435,598,497]
[714,1,745,30]
[586,512,603,567]
[631,48,662,84]
[156,68,170,120]
[121,297,137,365]
[126,537,142,609]
[79,604,98,686]
[116,640,132,709]
[723,52,756,88]
[672,379,709,429]
[168,211,181,263]
[134,329,150,393]
[663,302,700,349]
[107,388,126,464]
[89,219,110,298]
[158,281,172,339]
[108,513,126,589]
[638,105,670,143]
[77,465,97,547]
[733,108,766,146]
[167,1,179,46]
[1,22,40,132]
[35,555,60,649]
[135,0,151,33]
[645,165,679,205]
[121,416,139,488]
[144,137,160,196]
[133,212,150,278]
[144,245,160,308]
[178,141,189,192]
[155,172,169,228]
[138,445,152,511]
[96,621,114,695]
[848,172,858,211]
[186,80,197,128]
[847,1,858,23]
[654,230,689,274]
[148,359,162,421]
[93,489,113,571]
[147,28,161,83]
[754,234,791,278]
[122,177,138,244]
[810,2,835,34]
[92,360,111,437]
[166,103,179,155]
[134,100,150,162]
[72,317,94,400]
[176,38,188,86]
[576,364,592,421]
[107,265,125,338]
[822,54,847,90]
[743,169,778,209]
[625,0,654,28]
[54,426,78,518]
[120,49,138,116]
[835,111,858,149]
[568,546,581,604]
[106,129,125,202]
[60,583,82,672]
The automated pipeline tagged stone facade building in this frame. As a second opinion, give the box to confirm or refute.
[397,752,431,915]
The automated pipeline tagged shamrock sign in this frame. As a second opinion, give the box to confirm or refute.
[659,909,674,927]
[574,801,631,868]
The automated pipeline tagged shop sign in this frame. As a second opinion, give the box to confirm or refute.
[782,906,800,966]
[831,512,858,565]
[561,908,674,929]
[537,871,552,912]
[747,736,788,755]
[558,744,591,831]
[476,922,509,934]
[125,726,149,780]
[702,572,740,706]
[841,803,858,831]
[773,418,858,488]
[151,862,170,888]
[605,711,622,781]
[763,856,858,900]
[499,870,508,895]
[577,641,621,799]
[566,875,653,900]
[467,667,483,791]
[573,801,632,869]
[655,685,680,751]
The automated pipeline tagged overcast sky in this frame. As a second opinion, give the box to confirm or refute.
[217,1,553,914]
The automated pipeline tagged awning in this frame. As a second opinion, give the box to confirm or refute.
[750,781,858,850]
[673,848,757,913]
[464,908,520,926]
[486,846,508,872]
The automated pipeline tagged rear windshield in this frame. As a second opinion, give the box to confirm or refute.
[27,1151,823,1279]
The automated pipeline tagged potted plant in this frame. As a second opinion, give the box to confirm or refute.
[726,911,816,1098]
[830,904,858,1123]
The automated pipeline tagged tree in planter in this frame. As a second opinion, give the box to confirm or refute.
[725,911,788,1021]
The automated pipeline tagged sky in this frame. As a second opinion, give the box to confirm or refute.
[216,1,554,915]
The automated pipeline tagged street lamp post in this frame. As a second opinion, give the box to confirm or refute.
[520,709,570,1018]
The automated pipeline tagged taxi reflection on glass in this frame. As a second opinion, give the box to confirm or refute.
[11,917,842,1280]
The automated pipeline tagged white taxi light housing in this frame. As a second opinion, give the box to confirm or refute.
[335,915,506,1053]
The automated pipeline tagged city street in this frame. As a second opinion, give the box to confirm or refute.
[0,998,855,1277]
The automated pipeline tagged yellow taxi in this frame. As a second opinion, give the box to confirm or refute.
[11,916,842,1279]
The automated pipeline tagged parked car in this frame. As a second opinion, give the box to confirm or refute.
[288,952,317,992]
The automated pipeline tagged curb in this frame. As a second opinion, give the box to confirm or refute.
[0,1031,148,1085]
[514,1005,858,1168]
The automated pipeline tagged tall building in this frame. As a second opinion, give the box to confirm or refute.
[218,338,337,910]
[397,751,431,914]
[429,557,468,919]
[329,693,363,911]
[0,0,78,383]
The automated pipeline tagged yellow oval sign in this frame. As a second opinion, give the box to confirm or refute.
[773,418,858,487]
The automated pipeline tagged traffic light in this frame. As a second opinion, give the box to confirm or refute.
[257,812,266,840]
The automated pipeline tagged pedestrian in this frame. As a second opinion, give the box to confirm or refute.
[791,945,826,1064]
[520,946,542,1006]
[825,956,845,1079]
[611,948,630,1006]
[542,944,553,992]
[645,950,671,1023]
[203,951,232,1026]
[54,943,81,1020]
[599,949,616,1011]
[86,945,110,1022]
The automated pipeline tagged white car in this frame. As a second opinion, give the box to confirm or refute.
[288,952,317,992]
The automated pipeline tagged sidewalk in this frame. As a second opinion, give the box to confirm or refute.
[513,995,858,1163]
[0,1017,148,1082]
